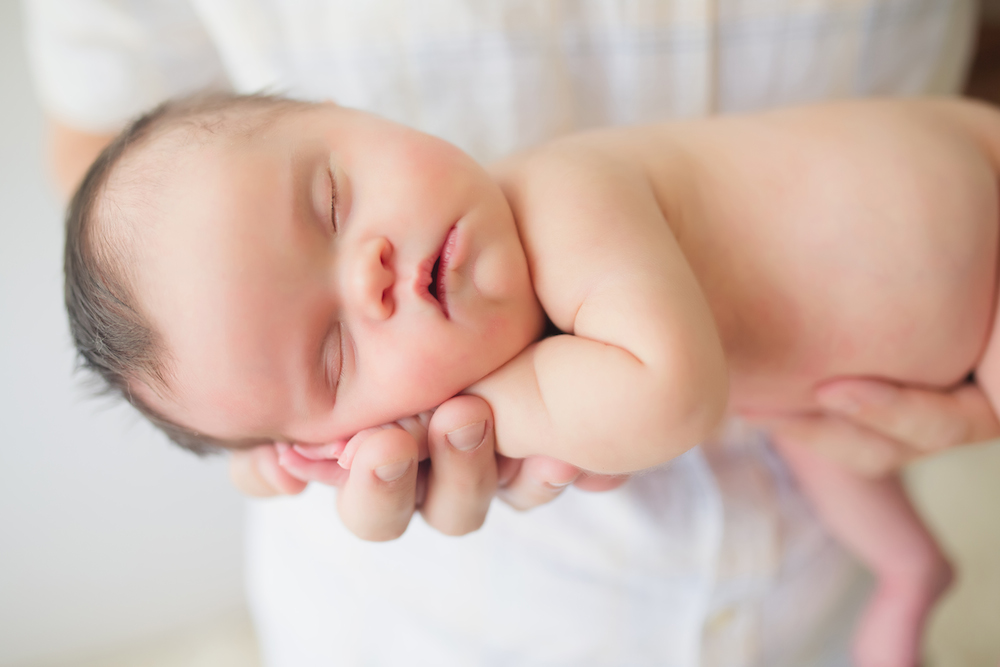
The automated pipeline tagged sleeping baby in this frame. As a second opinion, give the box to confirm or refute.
[66,94,998,666]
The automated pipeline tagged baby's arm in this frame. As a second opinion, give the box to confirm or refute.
[468,140,728,474]
[774,440,953,667]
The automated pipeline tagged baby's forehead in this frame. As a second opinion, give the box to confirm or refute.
[94,137,197,262]
[111,101,309,181]
[100,116,274,225]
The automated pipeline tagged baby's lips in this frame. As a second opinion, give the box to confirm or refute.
[292,440,349,461]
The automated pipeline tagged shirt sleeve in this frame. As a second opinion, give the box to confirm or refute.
[23,0,227,132]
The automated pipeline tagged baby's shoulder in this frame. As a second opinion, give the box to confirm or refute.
[489,129,694,329]
[491,125,691,234]
[492,129,652,193]
[491,127,687,252]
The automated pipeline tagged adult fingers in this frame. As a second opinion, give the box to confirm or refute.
[396,411,432,461]
[573,472,631,492]
[816,378,1000,452]
[336,427,420,541]
[421,395,498,536]
[498,455,581,511]
[229,445,307,497]
[754,413,912,477]
[496,455,523,488]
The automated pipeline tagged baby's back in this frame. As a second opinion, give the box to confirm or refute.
[638,100,1000,415]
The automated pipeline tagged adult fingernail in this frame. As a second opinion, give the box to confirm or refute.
[375,459,413,482]
[446,420,487,451]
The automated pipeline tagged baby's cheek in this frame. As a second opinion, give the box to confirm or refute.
[373,351,467,420]
[471,249,514,300]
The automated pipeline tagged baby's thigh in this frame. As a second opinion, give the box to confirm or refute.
[975,296,1000,415]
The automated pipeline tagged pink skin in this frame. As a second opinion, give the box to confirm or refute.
[282,412,430,479]
[775,439,953,667]
[129,104,545,451]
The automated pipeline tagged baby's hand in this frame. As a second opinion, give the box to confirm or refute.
[273,414,439,540]
[337,412,432,469]
[276,412,432,483]
[273,440,349,486]
[227,395,631,541]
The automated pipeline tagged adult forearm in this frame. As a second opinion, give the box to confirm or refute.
[46,118,117,199]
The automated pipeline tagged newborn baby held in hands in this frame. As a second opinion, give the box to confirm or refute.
[67,95,1000,666]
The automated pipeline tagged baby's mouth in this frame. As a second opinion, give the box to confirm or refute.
[429,255,442,302]
[419,225,458,317]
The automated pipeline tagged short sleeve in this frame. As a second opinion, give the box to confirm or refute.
[23,0,227,132]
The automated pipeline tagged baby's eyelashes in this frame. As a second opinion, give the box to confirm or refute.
[327,166,340,232]
[323,323,344,394]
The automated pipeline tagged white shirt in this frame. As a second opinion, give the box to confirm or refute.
[27,0,973,161]
[25,1,977,664]
[246,422,870,666]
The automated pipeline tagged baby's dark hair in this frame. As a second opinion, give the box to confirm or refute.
[64,92,313,455]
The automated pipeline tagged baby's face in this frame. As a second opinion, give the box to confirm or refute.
[135,105,543,446]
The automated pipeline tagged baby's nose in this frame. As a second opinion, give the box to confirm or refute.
[349,237,395,320]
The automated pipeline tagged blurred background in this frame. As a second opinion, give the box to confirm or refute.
[0,2,257,664]
[1,1,999,665]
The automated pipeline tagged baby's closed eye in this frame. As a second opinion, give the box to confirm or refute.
[327,167,340,232]
[322,322,344,394]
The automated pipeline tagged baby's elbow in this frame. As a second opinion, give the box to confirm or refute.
[649,345,729,459]
[675,365,728,448]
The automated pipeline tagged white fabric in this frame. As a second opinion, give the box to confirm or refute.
[246,422,870,667]
[26,0,974,159]
[24,1,977,664]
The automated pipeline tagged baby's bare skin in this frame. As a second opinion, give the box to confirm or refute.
[476,99,997,667]
[684,101,998,414]
[496,99,1000,422]
[125,99,993,665]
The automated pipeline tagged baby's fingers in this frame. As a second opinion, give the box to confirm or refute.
[229,445,307,497]
[337,427,420,541]
[276,443,350,486]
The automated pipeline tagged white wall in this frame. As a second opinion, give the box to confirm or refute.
[0,4,248,665]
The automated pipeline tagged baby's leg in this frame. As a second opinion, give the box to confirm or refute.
[774,440,952,667]
[974,292,1000,417]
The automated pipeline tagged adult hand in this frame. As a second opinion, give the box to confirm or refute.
[752,378,1000,476]
[46,118,117,199]
[228,394,628,540]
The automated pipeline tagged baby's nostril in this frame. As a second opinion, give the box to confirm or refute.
[381,287,394,314]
